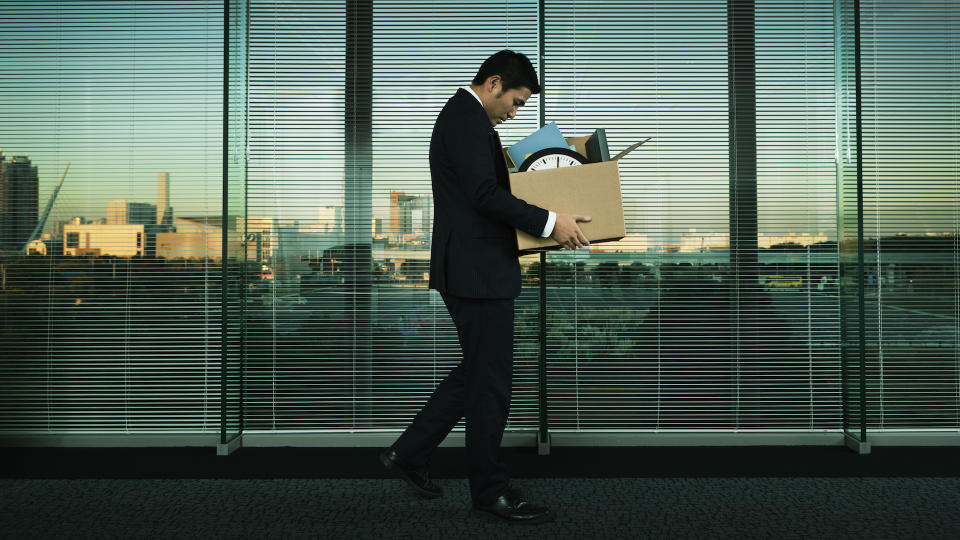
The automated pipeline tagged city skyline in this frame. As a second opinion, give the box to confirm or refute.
[3,148,957,252]
[1,1,957,247]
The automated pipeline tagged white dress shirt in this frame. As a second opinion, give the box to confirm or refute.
[462,86,556,238]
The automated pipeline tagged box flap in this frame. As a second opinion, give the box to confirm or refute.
[502,147,516,169]
[612,137,652,161]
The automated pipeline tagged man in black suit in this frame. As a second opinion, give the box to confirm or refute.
[379,50,591,524]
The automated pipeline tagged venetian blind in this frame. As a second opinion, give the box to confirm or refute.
[858,0,959,430]
[370,2,543,431]
[0,1,226,433]
[243,0,349,430]
[242,0,546,432]
[541,0,842,431]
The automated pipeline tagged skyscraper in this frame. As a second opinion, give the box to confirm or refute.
[107,199,157,225]
[389,190,417,235]
[317,205,343,233]
[409,194,432,233]
[156,172,173,227]
[0,150,39,251]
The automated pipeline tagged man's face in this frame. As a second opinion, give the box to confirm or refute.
[487,82,532,127]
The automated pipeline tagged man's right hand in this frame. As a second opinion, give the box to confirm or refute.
[550,213,592,249]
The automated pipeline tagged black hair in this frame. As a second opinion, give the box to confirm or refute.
[471,49,541,94]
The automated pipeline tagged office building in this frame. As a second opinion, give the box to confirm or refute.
[388,191,432,240]
[157,172,173,227]
[63,223,152,257]
[156,216,239,260]
[107,199,157,226]
[0,150,39,251]
[388,190,416,235]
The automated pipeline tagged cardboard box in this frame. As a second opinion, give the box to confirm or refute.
[506,134,647,254]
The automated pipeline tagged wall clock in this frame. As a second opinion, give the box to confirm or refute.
[517,147,588,172]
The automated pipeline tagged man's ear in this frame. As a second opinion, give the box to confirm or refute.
[487,74,501,93]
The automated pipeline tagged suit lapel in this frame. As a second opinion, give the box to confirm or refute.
[491,130,510,189]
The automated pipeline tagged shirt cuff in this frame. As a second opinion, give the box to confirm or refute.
[541,211,556,238]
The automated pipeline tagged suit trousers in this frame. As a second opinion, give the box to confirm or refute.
[390,292,515,506]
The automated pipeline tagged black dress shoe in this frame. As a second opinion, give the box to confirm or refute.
[379,448,442,499]
[472,486,554,524]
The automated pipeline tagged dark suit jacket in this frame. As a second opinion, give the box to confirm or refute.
[428,88,549,299]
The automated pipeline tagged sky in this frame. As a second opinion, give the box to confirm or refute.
[0,0,956,244]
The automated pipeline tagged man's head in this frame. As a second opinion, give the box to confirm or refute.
[469,50,541,127]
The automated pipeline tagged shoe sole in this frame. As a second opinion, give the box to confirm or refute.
[470,508,555,525]
[379,451,442,499]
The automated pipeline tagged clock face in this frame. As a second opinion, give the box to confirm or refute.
[518,147,589,172]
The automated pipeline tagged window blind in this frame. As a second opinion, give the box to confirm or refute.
[540,1,734,430]
[242,1,546,431]
[858,0,959,429]
[370,2,543,431]
[753,0,841,428]
[242,0,847,435]
[244,0,349,430]
[1,0,956,442]
[0,1,226,433]
[540,0,842,430]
